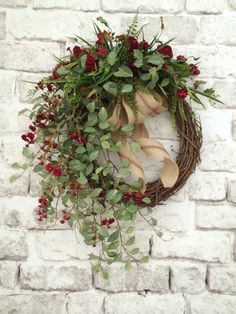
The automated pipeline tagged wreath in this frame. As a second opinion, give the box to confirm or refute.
[13,16,221,277]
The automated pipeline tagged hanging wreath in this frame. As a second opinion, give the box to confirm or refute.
[12,16,221,276]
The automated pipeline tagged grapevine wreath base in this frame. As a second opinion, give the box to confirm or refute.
[145,102,202,207]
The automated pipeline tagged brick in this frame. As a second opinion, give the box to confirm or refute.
[0,136,26,166]
[0,294,66,314]
[0,70,16,103]
[229,0,236,9]
[0,168,29,196]
[67,291,106,314]
[188,172,226,201]
[196,203,236,229]
[120,15,197,44]
[20,262,92,291]
[197,107,231,140]
[233,117,236,141]
[94,261,169,292]
[0,0,28,7]
[213,80,236,108]
[208,265,236,294]
[0,11,5,39]
[0,262,18,289]
[7,11,97,42]
[36,230,97,260]
[152,232,230,263]
[33,0,99,11]
[199,141,236,172]
[200,16,236,45]
[0,42,61,72]
[0,229,28,260]
[170,261,206,294]
[104,293,185,314]
[227,180,236,203]
[189,293,236,314]
[102,0,184,13]
[16,72,46,103]
[186,0,226,14]
[137,201,194,233]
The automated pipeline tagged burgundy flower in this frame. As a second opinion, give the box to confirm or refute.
[73,45,84,57]
[190,64,200,75]
[158,45,173,58]
[177,55,186,61]
[127,36,139,51]
[139,40,149,50]
[177,88,188,99]
[162,63,169,70]
[96,48,108,57]
[86,54,96,72]
[45,163,54,174]
[53,167,62,177]
[96,31,110,45]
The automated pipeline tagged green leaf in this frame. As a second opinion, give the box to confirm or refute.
[77,173,88,185]
[121,124,134,133]
[75,145,86,154]
[125,236,135,246]
[91,264,100,273]
[151,217,158,226]
[147,55,164,66]
[101,141,110,149]
[98,227,109,237]
[99,121,110,130]
[142,197,151,204]
[88,150,99,162]
[18,108,30,116]
[161,78,170,87]
[103,81,118,96]
[130,247,139,254]
[107,230,119,242]
[86,101,95,113]
[84,126,96,134]
[140,256,149,263]
[140,73,151,81]
[114,65,133,78]
[121,84,133,94]
[10,162,23,169]
[91,188,103,197]
[107,50,117,66]
[98,107,108,121]
[124,260,132,271]
[9,175,19,183]
[102,270,109,280]
[57,65,69,76]
[125,226,134,233]
[106,189,119,201]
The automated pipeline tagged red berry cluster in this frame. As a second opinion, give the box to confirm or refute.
[158,45,173,58]
[190,64,200,76]
[45,163,62,177]
[176,88,188,99]
[124,191,144,205]
[35,111,56,129]
[21,131,35,147]
[37,197,49,221]
[69,133,86,144]
[60,210,71,224]
[101,218,115,228]
[70,183,83,196]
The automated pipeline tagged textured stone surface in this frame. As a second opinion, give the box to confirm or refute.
[94,262,169,292]
[0,42,61,72]
[20,262,92,291]
[102,0,184,13]
[0,294,66,314]
[227,180,236,203]
[104,293,185,314]
[0,230,28,260]
[189,293,236,314]
[200,16,236,45]
[196,203,236,229]
[186,0,226,13]
[170,262,206,293]
[33,0,100,10]
[0,0,28,7]
[67,291,105,314]
[208,265,236,294]
[0,11,5,39]
[0,262,18,289]
[188,172,226,201]
[152,232,231,263]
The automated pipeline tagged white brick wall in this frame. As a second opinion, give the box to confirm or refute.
[0,1,236,313]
